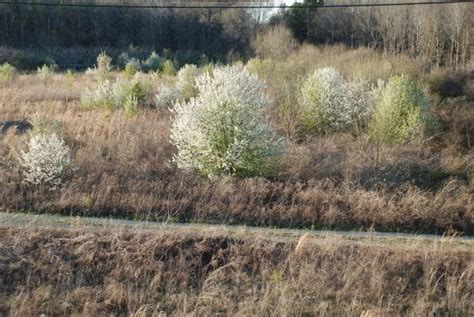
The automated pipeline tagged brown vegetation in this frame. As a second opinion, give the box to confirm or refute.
[0,226,472,316]
[1,47,473,234]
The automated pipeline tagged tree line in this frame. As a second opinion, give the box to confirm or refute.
[275,0,473,68]
[0,1,270,57]
[0,0,472,67]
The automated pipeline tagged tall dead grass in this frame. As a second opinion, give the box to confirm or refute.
[0,226,472,316]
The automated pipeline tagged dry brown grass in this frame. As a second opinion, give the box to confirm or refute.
[0,59,473,234]
[286,45,427,82]
[0,226,472,316]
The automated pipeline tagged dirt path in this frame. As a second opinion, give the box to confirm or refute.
[1,212,472,247]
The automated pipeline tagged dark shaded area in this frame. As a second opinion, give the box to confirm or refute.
[0,119,32,135]
[0,3,258,66]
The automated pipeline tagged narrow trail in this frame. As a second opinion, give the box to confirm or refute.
[1,212,472,246]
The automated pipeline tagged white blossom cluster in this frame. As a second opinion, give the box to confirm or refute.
[81,80,118,109]
[155,64,201,108]
[19,133,71,190]
[344,78,378,131]
[299,67,376,134]
[155,84,182,108]
[171,65,284,177]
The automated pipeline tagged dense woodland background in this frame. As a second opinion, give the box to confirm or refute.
[0,0,472,68]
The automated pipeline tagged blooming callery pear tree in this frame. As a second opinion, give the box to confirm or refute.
[171,65,284,178]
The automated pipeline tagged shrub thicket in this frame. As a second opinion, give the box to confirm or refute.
[80,79,148,111]
[176,64,200,101]
[0,63,17,82]
[30,113,62,135]
[426,70,467,99]
[251,25,299,60]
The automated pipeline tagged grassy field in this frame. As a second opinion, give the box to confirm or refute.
[1,46,473,234]
[0,43,473,315]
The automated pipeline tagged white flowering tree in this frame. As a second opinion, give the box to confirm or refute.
[171,65,284,178]
[19,133,71,190]
[298,67,350,134]
[155,84,182,108]
[344,78,377,133]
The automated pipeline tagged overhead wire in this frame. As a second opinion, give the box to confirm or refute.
[0,0,472,9]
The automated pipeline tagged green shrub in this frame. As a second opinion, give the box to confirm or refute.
[124,60,140,79]
[155,64,201,108]
[64,69,75,89]
[128,80,148,104]
[96,52,112,81]
[176,64,200,101]
[0,63,17,82]
[369,75,433,145]
[124,94,139,116]
[245,58,270,76]
[37,64,57,82]
[117,52,130,70]
[161,60,177,76]
[30,113,62,135]
[142,52,162,72]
